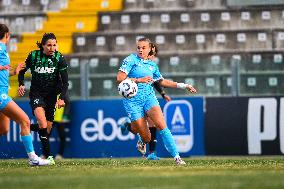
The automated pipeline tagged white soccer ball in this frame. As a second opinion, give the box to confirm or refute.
[118,79,138,99]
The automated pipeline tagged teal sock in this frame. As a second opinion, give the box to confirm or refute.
[21,134,34,153]
[160,128,179,157]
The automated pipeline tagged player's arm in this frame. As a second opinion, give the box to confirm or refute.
[57,55,69,108]
[9,62,25,76]
[159,79,197,94]
[18,54,31,96]
[117,56,153,84]
[58,69,68,101]
[117,70,152,84]
[153,80,171,101]
[0,65,10,71]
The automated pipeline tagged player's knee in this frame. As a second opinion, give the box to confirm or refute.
[19,118,31,129]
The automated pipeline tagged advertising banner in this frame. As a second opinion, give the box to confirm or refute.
[205,96,284,155]
[0,97,204,158]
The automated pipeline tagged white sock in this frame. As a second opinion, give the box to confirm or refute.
[27,151,37,159]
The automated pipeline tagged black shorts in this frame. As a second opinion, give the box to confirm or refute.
[29,91,57,122]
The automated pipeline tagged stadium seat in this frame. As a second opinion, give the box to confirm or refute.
[123,0,195,10]
[89,77,118,97]
[240,74,284,95]
[0,0,63,12]
[68,76,81,98]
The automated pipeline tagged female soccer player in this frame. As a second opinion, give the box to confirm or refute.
[18,33,69,160]
[121,43,171,160]
[0,23,53,166]
[117,37,197,165]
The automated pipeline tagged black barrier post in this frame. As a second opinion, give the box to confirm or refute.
[231,56,240,96]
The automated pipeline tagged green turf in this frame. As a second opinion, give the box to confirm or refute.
[0,156,284,189]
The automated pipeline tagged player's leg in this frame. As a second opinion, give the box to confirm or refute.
[1,100,53,165]
[44,93,59,161]
[30,123,39,132]
[146,105,185,165]
[131,117,150,155]
[0,112,10,136]
[145,117,160,160]
[34,107,50,158]
[119,117,133,134]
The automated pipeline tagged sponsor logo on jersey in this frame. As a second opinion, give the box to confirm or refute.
[34,66,55,73]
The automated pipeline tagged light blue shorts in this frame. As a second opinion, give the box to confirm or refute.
[0,87,12,111]
[123,92,160,122]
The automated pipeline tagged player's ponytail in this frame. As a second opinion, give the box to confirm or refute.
[149,43,158,57]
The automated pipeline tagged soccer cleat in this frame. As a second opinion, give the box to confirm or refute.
[136,140,146,155]
[174,157,186,165]
[147,152,160,160]
[28,155,54,166]
[118,117,131,134]
[47,156,56,165]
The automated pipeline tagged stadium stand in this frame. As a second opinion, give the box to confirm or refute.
[1,0,284,98]
[1,0,123,98]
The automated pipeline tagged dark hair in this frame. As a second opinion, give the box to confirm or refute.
[0,23,9,40]
[36,33,57,51]
[149,43,158,57]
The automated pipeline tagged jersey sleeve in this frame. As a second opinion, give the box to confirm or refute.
[58,54,68,71]
[18,52,32,86]
[24,52,32,69]
[118,55,135,75]
[152,63,163,81]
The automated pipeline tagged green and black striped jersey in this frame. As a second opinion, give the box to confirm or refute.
[18,50,68,93]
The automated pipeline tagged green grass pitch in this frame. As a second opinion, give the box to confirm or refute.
[0,156,284,189]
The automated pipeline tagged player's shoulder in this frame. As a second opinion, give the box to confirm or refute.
[55,51,63,56]
[28,49,39,55]
[0,43,5,52]
[124,53,139,62]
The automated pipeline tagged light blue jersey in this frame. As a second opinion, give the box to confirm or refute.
[119,53,163,98]
[0,42,12,110]
[119,53,163,121]
[0,42,9,87]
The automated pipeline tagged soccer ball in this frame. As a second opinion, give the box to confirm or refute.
[118,79,138,99]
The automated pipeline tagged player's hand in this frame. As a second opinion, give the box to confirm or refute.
[163,94,171,102]
[186,85,197,93]
[0,65,10,70]
[18,85,26,96]
[14,62,25,75]
[138,76,153,84]
[56,99,65,109]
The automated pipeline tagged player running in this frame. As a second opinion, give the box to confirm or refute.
[117,37,197,165]
[18,33,68,160]
[0,23,53,166]
[120,43,171,160]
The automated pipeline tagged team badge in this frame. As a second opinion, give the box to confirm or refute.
[1,93,7,100]
[34,99,40,104]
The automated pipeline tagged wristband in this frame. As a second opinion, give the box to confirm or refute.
[177,83,188,89]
